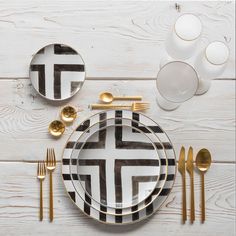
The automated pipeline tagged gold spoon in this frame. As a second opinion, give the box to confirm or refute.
[48,120,65,137]
[196,148,212,223]
[60,105,77,123]
[99,92,142,104]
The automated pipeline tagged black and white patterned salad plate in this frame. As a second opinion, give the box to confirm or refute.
[72,120,161,209]
[29,44,85,101]
[62,110,176,224]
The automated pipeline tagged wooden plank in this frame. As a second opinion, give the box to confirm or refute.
[0,1,235,79]
[0,162,234,235]
[0,79,235,162]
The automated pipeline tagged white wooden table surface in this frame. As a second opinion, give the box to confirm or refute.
[0,1,235,236]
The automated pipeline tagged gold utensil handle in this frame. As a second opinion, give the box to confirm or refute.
[182,174,187,223]
[114,96,142,101]
[190,175,195,223]
[49,172,53,222]
[90,104,131,110]
[40,180,43,221]
[201,173,205,223]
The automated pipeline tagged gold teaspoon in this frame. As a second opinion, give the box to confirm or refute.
[195,148,212,223]
[99,92,142,104]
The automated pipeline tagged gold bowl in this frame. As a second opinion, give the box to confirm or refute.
[60,105,77,123]
[48,120,65,137]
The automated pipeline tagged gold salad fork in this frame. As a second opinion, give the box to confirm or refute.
[90,102,150,112]
[46,148,56,222]
[37,161,46,221]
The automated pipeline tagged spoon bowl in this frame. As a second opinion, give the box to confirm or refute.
[196,148,212,172]
[99,92,113,103]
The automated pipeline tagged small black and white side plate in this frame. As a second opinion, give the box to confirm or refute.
[62,110,176,224]
[29,44,85,101]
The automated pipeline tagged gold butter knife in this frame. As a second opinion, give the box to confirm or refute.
[178,146,187,223]
[186,147,195,223]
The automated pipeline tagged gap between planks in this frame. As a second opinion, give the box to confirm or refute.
[0,160,235,164]
[0,77,235,81]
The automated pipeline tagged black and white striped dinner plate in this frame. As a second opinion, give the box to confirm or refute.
[62,110,176,224]
[29,44,85,101]
[68,117,167,216]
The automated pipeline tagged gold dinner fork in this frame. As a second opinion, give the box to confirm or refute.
[46,148,56,222]
[90,102,150,112]
[37,161,46,221]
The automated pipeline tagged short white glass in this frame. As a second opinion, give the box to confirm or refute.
[194,41,230,94]
[165,14,202,60]
[156,61,199,110]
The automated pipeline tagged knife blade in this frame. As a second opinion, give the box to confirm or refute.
[187,146,195,223]
[178,146,187,223]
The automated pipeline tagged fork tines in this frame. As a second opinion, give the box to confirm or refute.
[37,161,46,179]
[133,102,150,111]
[46,148,56,168]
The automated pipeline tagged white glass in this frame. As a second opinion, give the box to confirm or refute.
[165,14,202,60]
[156,61,199,110]
[194,41,230,94]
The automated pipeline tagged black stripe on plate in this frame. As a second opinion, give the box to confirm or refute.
[146,203,154,215]
[62,174,71,180]
[99,212,106,222]
[54,44,78,54]
[159,188,171,196]
[132,211,139,221]
[66,142,76,149]
[166,174,175,181]
[68,192,75,202]
[84,202,90,215]
[115,215,122,223]
[62,159,70,165]
[115,209,122,214]
[100,205,107,213]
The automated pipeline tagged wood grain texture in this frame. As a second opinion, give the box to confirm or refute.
[0,79,235,162]
[0,162,235,236]
[0,1,235,79]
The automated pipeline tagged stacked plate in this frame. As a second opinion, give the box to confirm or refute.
[62,110,176,224]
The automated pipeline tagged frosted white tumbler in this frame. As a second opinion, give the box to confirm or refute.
[165,14,202,60]
[156,61,199,110]
[195,41,230,94]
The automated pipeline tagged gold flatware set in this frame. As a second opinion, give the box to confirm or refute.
[178,147,211,224]
[91,91,149,112]
[37,148,56,221]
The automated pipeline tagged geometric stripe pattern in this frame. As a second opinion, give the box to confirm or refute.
[72,117,161,209]
[29,44,85,101]
[62,110,176,224]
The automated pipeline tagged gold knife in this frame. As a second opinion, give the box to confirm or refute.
[178,146,187,223]
[186,146,195,223]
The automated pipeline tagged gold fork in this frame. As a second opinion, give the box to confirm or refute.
[37,161,46,221]
[46,148,56,222]
[90,102,150,111]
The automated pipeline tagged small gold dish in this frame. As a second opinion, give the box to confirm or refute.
[49,120,65,137]
[60,105,77,123]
